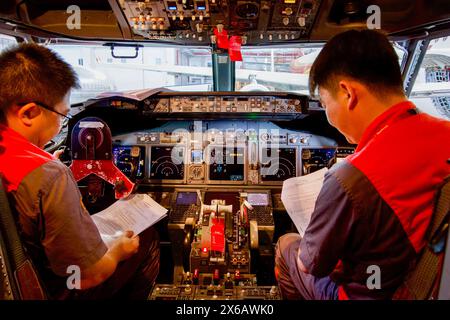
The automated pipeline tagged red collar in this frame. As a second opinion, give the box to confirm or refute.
[356,101,417,152]
[0,124,55,156]
[0,124,54,192]
[1,124,32,144]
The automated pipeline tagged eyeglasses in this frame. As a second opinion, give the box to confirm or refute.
[18,102,72,121]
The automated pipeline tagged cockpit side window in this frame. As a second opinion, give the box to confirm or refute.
[410,36,450,120]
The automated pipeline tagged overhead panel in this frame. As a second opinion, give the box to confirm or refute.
[119,0,322,45]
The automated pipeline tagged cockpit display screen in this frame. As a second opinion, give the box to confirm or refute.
[208,147,245,181]
[247,193,269,206]
[176,192,198,205]
[112,146,145,179]
[260,147,297,181]
[150,146,185,180]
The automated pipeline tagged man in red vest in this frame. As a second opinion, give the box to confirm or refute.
[275,30,450,299]
[0,44,159,299]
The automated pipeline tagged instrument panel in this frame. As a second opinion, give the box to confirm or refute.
[111,120,340,186]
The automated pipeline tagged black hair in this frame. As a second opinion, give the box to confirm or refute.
[309,29,404,98]
[0,43,80,123]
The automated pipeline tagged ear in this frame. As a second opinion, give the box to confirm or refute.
[17,103,42,126]
[338,80,358,111]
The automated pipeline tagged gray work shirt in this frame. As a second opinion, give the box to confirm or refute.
[9,160,107,297]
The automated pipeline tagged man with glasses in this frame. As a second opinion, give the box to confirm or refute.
[0,44,160,299]
[275,30,450,300]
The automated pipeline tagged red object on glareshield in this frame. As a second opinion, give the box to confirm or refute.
[229,36,243,61]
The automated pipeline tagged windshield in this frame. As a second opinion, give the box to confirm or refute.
[17,40,411,105]
[48,45,213,104]
[236,43,406,95]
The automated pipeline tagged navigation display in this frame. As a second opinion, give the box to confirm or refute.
[260,147,297,181]
[208,147,245,181]
[150,146,185,180]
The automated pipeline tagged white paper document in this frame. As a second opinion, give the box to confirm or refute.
[92,194,167,247]
[281,168,328,237]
